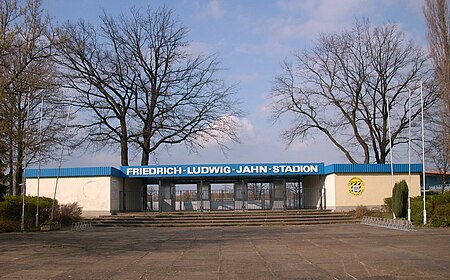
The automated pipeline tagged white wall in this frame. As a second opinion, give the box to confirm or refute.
[26,176,113,217]
[324,174,336,210]
[330,173,421,211]
[110,177,123,213]
[302,175,322,208]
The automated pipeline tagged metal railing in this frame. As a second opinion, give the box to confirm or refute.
[427,184,450,191]
[72,220,95,231]
[361,216,415,231]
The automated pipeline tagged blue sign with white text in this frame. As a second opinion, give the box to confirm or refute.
[121,163,324,178]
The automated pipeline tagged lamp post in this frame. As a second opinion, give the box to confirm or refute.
[408,89,411,222]
[35,97,44,228]
[387,96,395,219]
[50,102,71,221]
[420,82,427,224]
[21,93,31,231]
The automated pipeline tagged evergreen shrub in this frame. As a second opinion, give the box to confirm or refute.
[410,192,450,226]
[392,180,408,218]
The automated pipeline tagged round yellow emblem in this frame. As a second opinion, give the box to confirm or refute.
[347,177,364,196]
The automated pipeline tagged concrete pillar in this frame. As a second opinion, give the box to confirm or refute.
[197,181,211,211]
[272,179,286,210]
[159,181,175,212]
[234,180,247,210]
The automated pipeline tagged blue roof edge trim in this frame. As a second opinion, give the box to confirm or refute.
[324,164,423,174]
[25,167,125,178]
[25,163,424,178]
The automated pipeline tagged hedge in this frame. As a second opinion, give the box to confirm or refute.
[0,195,82,232]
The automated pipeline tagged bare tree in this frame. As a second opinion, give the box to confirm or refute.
[271,20,437,164]
[424,0,450,192]
[54,7,241,166]
[0,0,65,195]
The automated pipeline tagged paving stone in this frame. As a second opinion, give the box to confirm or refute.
[0,224,449,279]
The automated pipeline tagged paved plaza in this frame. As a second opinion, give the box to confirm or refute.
[1,224,449,279]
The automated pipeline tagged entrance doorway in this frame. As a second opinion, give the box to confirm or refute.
[120,175,321,212]
[247,182,271,210]
[175,184,198,211]
[211,184,234,210]
[286,182,300,209]
[145,184,159,211]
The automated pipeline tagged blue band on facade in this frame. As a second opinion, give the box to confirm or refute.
[25,163,423,178]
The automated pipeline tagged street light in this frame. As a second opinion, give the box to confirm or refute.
[36,96,44,228]
[50,101,72,221]
[408,89,411,222]
[21,93,31,231]
[387,96,395,219]
[420,82,427,224]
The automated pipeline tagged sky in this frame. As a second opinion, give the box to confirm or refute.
[42,0,428,167]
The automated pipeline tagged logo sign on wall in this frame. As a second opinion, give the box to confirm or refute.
[347,177,365,196]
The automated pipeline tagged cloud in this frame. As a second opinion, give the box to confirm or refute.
[287,140,310,152]
[229,72,260,83]
[190,116,252,149]
[234,41,291,58]
[58,150,121,168]
[185,41,221,56]
[251,0,377,42]
[380,0,423,14]
[256,102,273,118]
[276,0,373,18]
[263,18,345,41]
[206,0,224,19]
[156,122,345,165]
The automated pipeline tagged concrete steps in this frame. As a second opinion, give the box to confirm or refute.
[90,210,359,227]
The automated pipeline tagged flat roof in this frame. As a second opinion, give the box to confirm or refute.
[25,163,423,179]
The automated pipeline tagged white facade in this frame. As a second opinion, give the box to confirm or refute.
[25,164,423,216]
[26,176,120,217]
[324,173,421,211]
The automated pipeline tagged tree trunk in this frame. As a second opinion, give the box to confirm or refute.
[120,138,128,166]
[120,119,129,166]
[141,145,150,166]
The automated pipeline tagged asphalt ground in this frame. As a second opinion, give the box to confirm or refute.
[0,224,449,280]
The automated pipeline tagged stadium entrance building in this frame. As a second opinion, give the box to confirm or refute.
[25,163,423,217]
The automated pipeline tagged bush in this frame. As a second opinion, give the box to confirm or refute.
[392,180,408,218]
[428,191,450,227]
[351,205,384,219]
[430,191,450,205]
[410,196,422,225]
[0,218,20,232]
[56,202,82,226]
[352,205,370,219]
[0,185,5,202]
[430,204,450,227]
[410,192,450,227]
[383,197,392,213]
[0,195,55,230]
[0,196,83,231]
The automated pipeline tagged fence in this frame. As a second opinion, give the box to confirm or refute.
[361,216,415,231]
